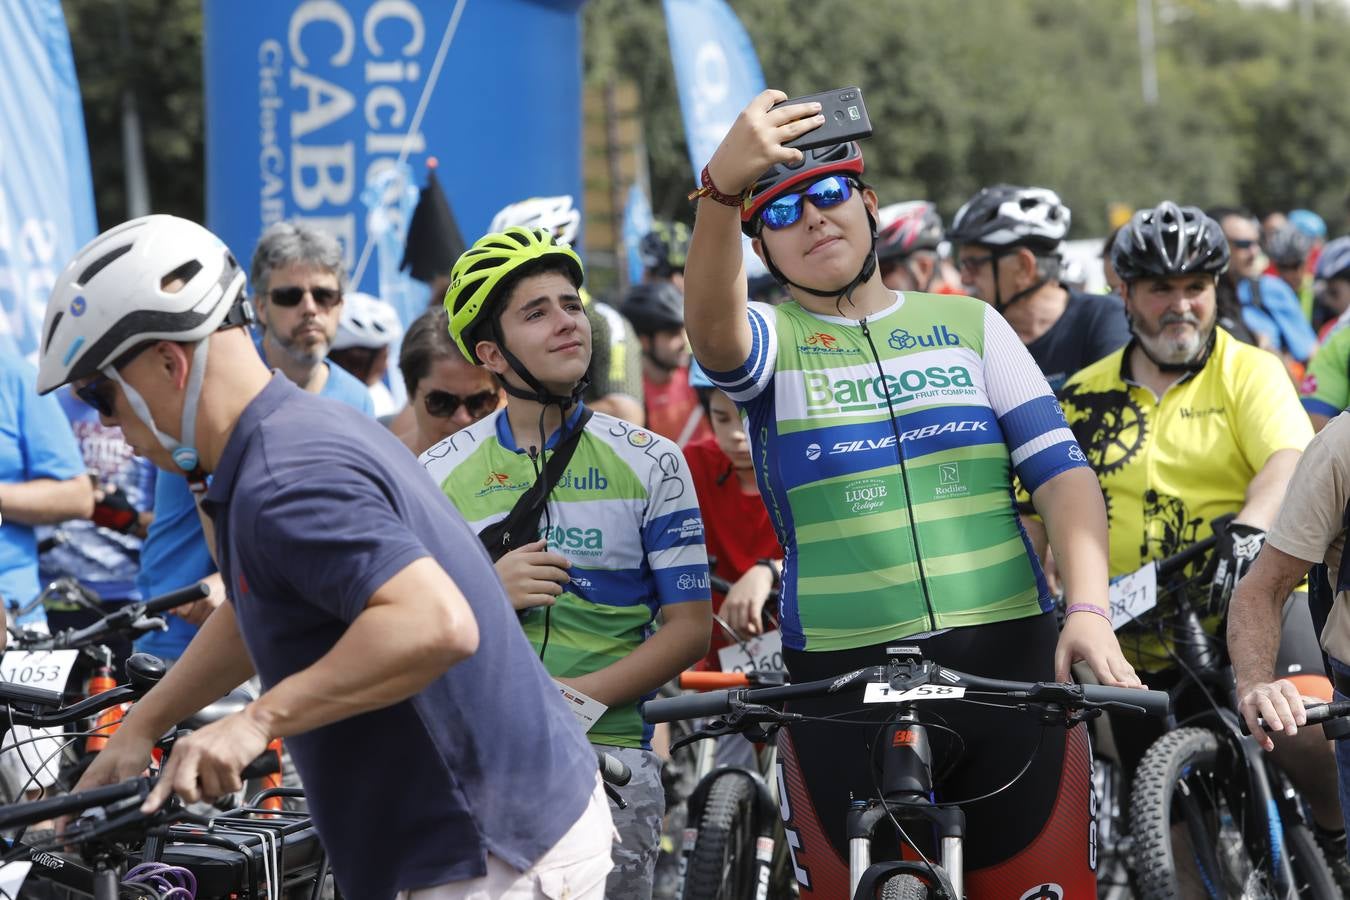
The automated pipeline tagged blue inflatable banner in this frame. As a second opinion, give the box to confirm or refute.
[204,0,587,296]
[662,0,765,181]
[0,0,98,360]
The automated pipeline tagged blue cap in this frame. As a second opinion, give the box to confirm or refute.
[1290,209,1327,240]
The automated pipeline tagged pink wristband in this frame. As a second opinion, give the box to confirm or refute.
[1065,603,1112,624]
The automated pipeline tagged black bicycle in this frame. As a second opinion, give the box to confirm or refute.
[0,661,331,900]
[1104,516,1346,899]
[645,648,1169,899]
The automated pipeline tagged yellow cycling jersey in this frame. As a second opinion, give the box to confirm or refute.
[1058,327,1311,580]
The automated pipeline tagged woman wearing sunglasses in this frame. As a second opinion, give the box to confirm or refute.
[395,308,502,456]
[682,90,1139,899]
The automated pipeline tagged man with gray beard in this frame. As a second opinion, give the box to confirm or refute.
[1052,202,1348,890]
[251,221,373,411]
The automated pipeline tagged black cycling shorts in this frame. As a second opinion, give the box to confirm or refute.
[777,612,1097,898]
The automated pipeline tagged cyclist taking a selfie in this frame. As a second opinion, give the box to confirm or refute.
[680,89,1138,898]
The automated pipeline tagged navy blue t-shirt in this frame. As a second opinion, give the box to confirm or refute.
[201,376,595,899]
[1026,289,1132,392]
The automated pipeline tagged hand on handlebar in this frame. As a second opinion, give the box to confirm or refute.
[494,540,571,611]
[1055,609,1142,689]
[63,729,156,832]
[141,708,271,813]
[722,565,774,637]
[1237,678,1309,752]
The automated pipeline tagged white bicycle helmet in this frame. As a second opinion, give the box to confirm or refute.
[488,196,581,247]
[38,214,251,477]
[333,292,403,350]
[949,184,1071,252]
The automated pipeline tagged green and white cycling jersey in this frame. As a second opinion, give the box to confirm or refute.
[701,291,1089,652]
[419,406,709,749]
[1301,324,1350,419]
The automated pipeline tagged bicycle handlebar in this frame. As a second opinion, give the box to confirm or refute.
[0,777,152,830]
[1240,699,1350,736]
[644,659,1170,724]
[19,582,210,651]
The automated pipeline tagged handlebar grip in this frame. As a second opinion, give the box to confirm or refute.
[597,750,631,787]
[1080,684,1170,718]
[1241,700,1350,735]
[0,777,148,829]
[643,690,733,723]
[142,582,211,615]
[680,671,749,691]
[240,748,281,781]
[0,681,65,708]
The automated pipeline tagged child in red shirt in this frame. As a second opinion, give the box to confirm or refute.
[685,365,783,670]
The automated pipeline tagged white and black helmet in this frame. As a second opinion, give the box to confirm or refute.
[949,184,1071,253]
[39,214,248,395]
[489,196,581,248]
[39,214,251,479]
[333,292,403,350]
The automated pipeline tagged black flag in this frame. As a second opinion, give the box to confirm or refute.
[401,158,466,284]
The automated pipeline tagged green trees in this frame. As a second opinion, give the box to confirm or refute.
[584,0,1350,234]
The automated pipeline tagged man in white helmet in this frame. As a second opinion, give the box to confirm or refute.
[45,215,613,900]
[949,184,1131,392]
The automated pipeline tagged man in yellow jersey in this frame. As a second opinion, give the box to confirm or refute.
[1056,202,1344,876]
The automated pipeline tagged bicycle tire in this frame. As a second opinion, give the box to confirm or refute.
[1129,726,1271,900]
[1282,821,1340,899]
[682,774,758,900]
[880,874,930,900]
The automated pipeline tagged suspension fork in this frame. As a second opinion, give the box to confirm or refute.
[847,716,964,898]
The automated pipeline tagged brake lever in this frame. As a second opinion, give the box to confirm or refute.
[668,703,800,753]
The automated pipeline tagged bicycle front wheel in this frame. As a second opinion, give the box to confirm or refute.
[1129,726,1311,899]
[682,774,759,900]
[879,874,929,899]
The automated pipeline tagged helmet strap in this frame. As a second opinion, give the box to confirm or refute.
[1127,321,1217,374]
[490,317,588,410]
[109,336,212,491]
[761,208,880,308]
[990,249,1050,313]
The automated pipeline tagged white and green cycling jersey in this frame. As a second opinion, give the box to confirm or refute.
[702,291,1089,652]
[420,407,709,749]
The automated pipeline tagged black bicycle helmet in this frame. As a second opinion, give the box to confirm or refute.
[639,220,691,276]
[1111,202,1230,283]
[619,281,685,335]
[948,184,1070,253]
[876,201,945,262]
[1263,224,1314,269]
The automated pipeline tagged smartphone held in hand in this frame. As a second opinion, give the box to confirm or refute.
[771,86,873,151]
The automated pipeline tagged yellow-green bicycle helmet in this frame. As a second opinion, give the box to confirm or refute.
[445,226,584,364]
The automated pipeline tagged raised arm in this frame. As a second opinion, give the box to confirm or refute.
[686,90,824,371]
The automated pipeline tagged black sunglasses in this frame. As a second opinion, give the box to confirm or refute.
[269,286,342,308]
[74,343,155,416]
[957,252,1002,274]
[423,388,499,420]
[1229,239,1258,250]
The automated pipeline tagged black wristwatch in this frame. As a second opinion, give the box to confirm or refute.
[756,558,782,592]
